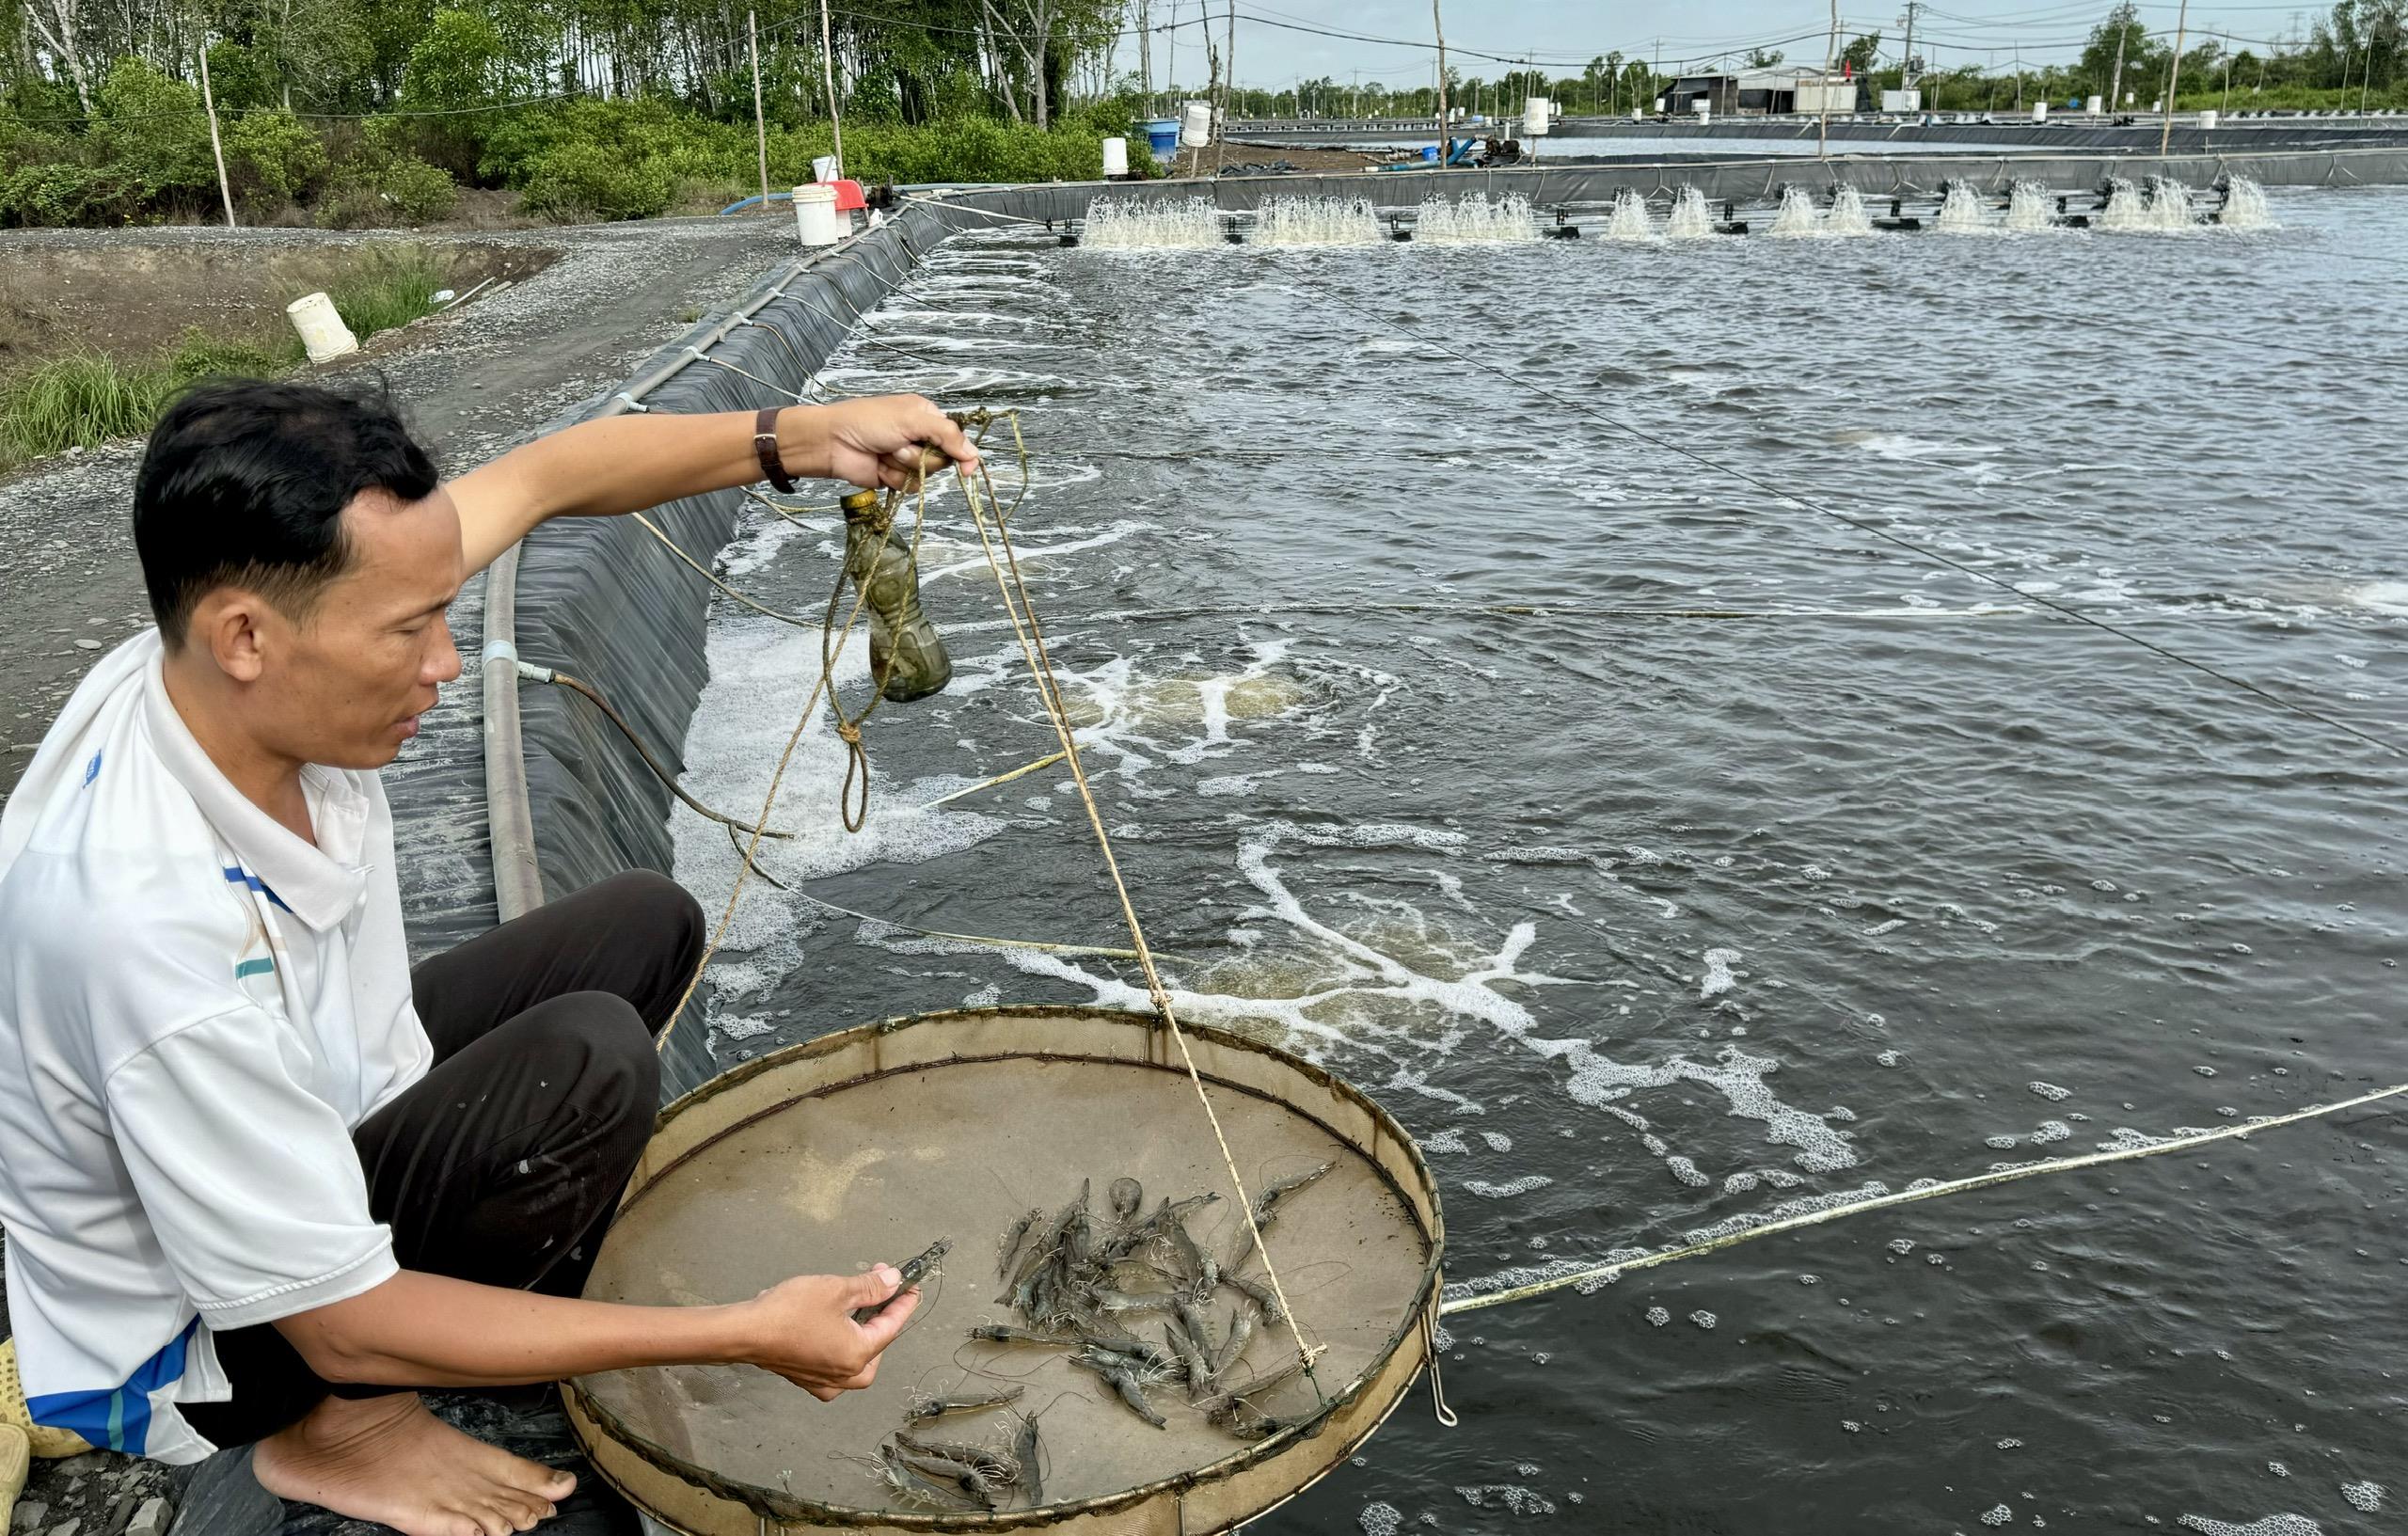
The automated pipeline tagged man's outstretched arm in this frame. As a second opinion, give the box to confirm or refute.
[448,395,979,577]
[277,1264,922,1403]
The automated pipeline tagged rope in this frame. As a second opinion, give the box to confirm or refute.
[524,664,790,841]
[949,422,1327,1396]
[1295,285,2402,761]
[820,493,923,832]
[1441,1079,2408,1315]
[655,478,914,1054]
[631,512,822,629]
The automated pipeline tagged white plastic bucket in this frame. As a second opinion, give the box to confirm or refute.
[1523,96,1551,136]
[2033,102,2050,122]
[810,153,840,183]
[1101,135,1130,177]
[2086,94,2105,114]
[285,292,356,366]
[1693,100,1711,124]
[2199,108,2219,130]
[1180,100,1212,148]
[793,184,841,246]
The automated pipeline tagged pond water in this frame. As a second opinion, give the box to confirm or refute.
[672,184,2408,1533]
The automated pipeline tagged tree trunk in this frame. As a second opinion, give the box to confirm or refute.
[26,0,95,115]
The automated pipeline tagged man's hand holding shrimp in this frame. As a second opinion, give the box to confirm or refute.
[746,1265,924,1401]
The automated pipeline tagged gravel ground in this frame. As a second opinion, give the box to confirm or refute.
[0,209,805,1536]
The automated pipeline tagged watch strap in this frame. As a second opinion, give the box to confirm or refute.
[753,405,796,494]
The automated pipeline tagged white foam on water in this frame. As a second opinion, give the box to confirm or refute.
[1414,192,1537,244]
[1465,1175,1554,1198]
[1937,182,1988,233]
[2341,1483,2384,1512]
[1082,196,1223,248]
[1254,195,1383,245]
[2004,180,2056,232]
[2177,1516,2321,1536]
[1667,186,1715,238]
[2348,580,2408,615]
[1456,1486,1556,1515]
[1359,1502,1403,1536]
[1687,1309,1717,1329]
[1604,188,1657,241]
[2100,177,2198,234]
[1700,947,1743,998]
[1769,186,1823,237]
[669,589,1011,1019]
[2218,177,2278,230]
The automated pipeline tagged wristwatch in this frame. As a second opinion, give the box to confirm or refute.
[753,405,796,494]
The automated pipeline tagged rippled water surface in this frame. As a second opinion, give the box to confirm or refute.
[673,186,2408,1532]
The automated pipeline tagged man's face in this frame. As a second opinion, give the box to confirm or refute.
[251,487,466,770]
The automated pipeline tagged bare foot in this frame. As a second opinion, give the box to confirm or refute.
[253,1392,577,1536]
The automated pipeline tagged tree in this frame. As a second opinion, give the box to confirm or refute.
[1842,32,1881,75]
[2080,3,2155,99]
[1744,46,1785,68]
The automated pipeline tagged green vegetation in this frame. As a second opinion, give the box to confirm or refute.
[0,0,1144,230]
[0,246,450,473]
[1201,0,2405,119]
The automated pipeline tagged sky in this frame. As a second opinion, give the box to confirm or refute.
[1113,0,2334,90]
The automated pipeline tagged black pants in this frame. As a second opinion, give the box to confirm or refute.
[180,870,705,1449]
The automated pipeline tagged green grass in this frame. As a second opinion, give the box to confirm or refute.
[0,246,452,477]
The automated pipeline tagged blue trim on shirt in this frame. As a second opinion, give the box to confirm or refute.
[219,864,293,914]
[25,1316,198,1455]
[81,750,103,786]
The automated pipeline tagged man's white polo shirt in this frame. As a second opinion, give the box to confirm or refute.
[0,630,433,1463]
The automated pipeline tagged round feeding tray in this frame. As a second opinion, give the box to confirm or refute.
[566,1005,1445,1534]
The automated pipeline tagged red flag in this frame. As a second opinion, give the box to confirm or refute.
[1843,58,1853,79]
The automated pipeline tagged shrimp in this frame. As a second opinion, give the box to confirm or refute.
[905,1384,1023,1422]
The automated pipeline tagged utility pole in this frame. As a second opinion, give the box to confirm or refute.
[2222,40,2233,113]
[748,8,769,212]
[2160,0,2189,154]
[1136,0,1152,116]
[2015,41,2023,110]
[1820,0,1836,157]
[1215,0,1235,172]
[2361,33,2376,117]
[2108,5,2128,116]
[1433,0,1450,137]
[1900,0,1922,102]
[198,43,236,229]
[818,0,844,175]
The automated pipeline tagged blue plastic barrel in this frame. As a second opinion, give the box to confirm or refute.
[1146,119,1180,157]
[1421,143,1441,161]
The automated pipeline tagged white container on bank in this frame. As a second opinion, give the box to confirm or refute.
[794,183,842,246]
[2086,94,2105,114]
[1180,101,1212,148]
[2033,102,2050,122]
[285,292,356,365]
[1101,135,1130,176]
[810,153,840,182]
[2199,109,2219,130]
[1523,97,1551,136]
[1693,100,1711,124]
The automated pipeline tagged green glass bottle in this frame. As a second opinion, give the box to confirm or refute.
[841,488,952,703]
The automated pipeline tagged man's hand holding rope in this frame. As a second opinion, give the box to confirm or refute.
[808,394,980,491]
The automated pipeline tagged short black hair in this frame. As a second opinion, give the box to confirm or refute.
[134,373,440,647]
